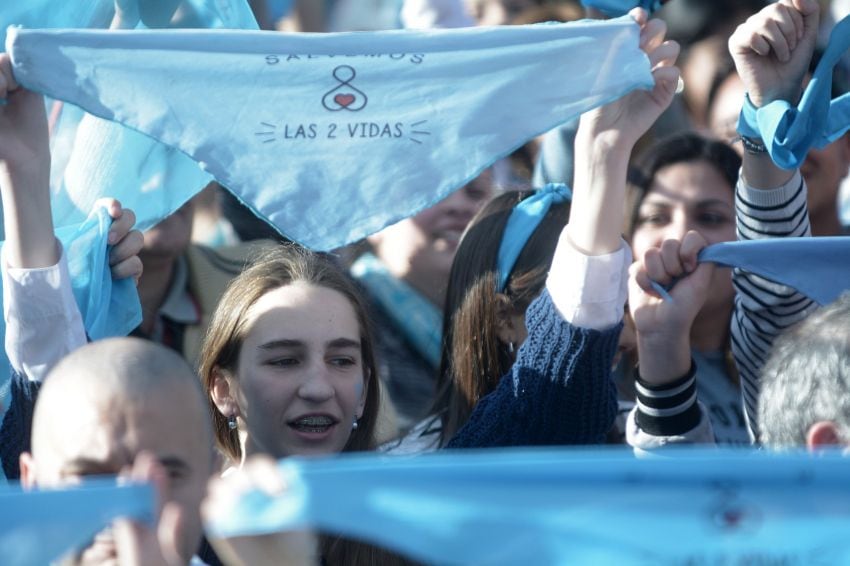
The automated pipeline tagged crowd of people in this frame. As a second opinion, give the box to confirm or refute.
[1,0,850,564]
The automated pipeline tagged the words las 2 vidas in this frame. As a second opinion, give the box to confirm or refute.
[256,53,432,146]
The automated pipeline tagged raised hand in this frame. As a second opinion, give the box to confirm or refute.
[729,0,819,107]
[95,198,145,283]
[628,231,714,384]
[203,455,319,566]
[579,8,681,151]
[0,53,49,178]
[112,452,185,566]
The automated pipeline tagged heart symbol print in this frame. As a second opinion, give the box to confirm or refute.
[334,93,355,108]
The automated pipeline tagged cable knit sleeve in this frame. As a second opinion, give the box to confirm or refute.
[446,289,620,448]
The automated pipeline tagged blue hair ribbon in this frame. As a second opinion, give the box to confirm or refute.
[496,183,571,292]
[652,237,850,306]
[0,479,154,566]
[580,0,667,17]
[736,14,850,170]
[207,447,850,565]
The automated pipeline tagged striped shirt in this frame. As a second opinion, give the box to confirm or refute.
[731,170,817,441]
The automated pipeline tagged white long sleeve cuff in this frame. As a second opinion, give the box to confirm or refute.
[3,242,87,382]
[545,228,631,331]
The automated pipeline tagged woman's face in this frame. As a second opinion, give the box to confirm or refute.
[229,281,368,458]
[631,160,736,309]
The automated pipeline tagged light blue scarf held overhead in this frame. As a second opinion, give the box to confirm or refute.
[207,447,850,565]
[7,17,653,251]
[0,479,153,566]
[0,0,258,469]
[737,14,850,170]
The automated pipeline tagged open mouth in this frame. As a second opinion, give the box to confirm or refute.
[288,415,338,434]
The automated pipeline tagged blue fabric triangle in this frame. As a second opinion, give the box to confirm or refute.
[699,237,850,306]
[0,479,153,566]
[7,17,652,251]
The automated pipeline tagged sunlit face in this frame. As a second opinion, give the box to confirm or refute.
[27,385,209,564]
[370,171,494,300]
[631,160,736,310]
[231,282,368,458]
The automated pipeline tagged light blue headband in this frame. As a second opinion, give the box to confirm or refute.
[581,0,666,17]
[737,14,850,170]
[496,183,571,292]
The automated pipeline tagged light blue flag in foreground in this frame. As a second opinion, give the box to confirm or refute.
[699,237,850,306]
[737,14,850,170]
[7,17,653,250]
[0,479,153,566]
[207,448,850,565]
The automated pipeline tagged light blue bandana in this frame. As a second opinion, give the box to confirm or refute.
[0,479,153,566]
[580,0,665,17]
[650,237,850,306]
[699,237,850,306]
[7,17,653,251]
[207,448,850,565]
[737,14,850,170]
[0,0,257,465]
[496,183,571,291]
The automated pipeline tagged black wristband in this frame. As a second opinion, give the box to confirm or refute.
[634,360,702,436]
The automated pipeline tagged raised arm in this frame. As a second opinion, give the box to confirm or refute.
[448,10,681,448]
[0,54,144,383]
[727,0,821,440]
[626,233,717,448]
[0,54,143,479]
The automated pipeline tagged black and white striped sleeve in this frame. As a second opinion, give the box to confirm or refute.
[731,170,819,441]
[626,362,715,451]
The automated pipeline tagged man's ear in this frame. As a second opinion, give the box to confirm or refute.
[210,366,239,417]
[806,421,844,451]
[19,452,37,490]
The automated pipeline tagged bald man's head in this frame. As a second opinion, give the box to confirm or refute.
[21,337,214,564]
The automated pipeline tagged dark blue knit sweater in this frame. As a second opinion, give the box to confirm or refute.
[447,289,621,448]
[0,372,39,479]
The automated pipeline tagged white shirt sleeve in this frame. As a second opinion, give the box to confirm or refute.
[3,241,87,382]
[545,227,631,331]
